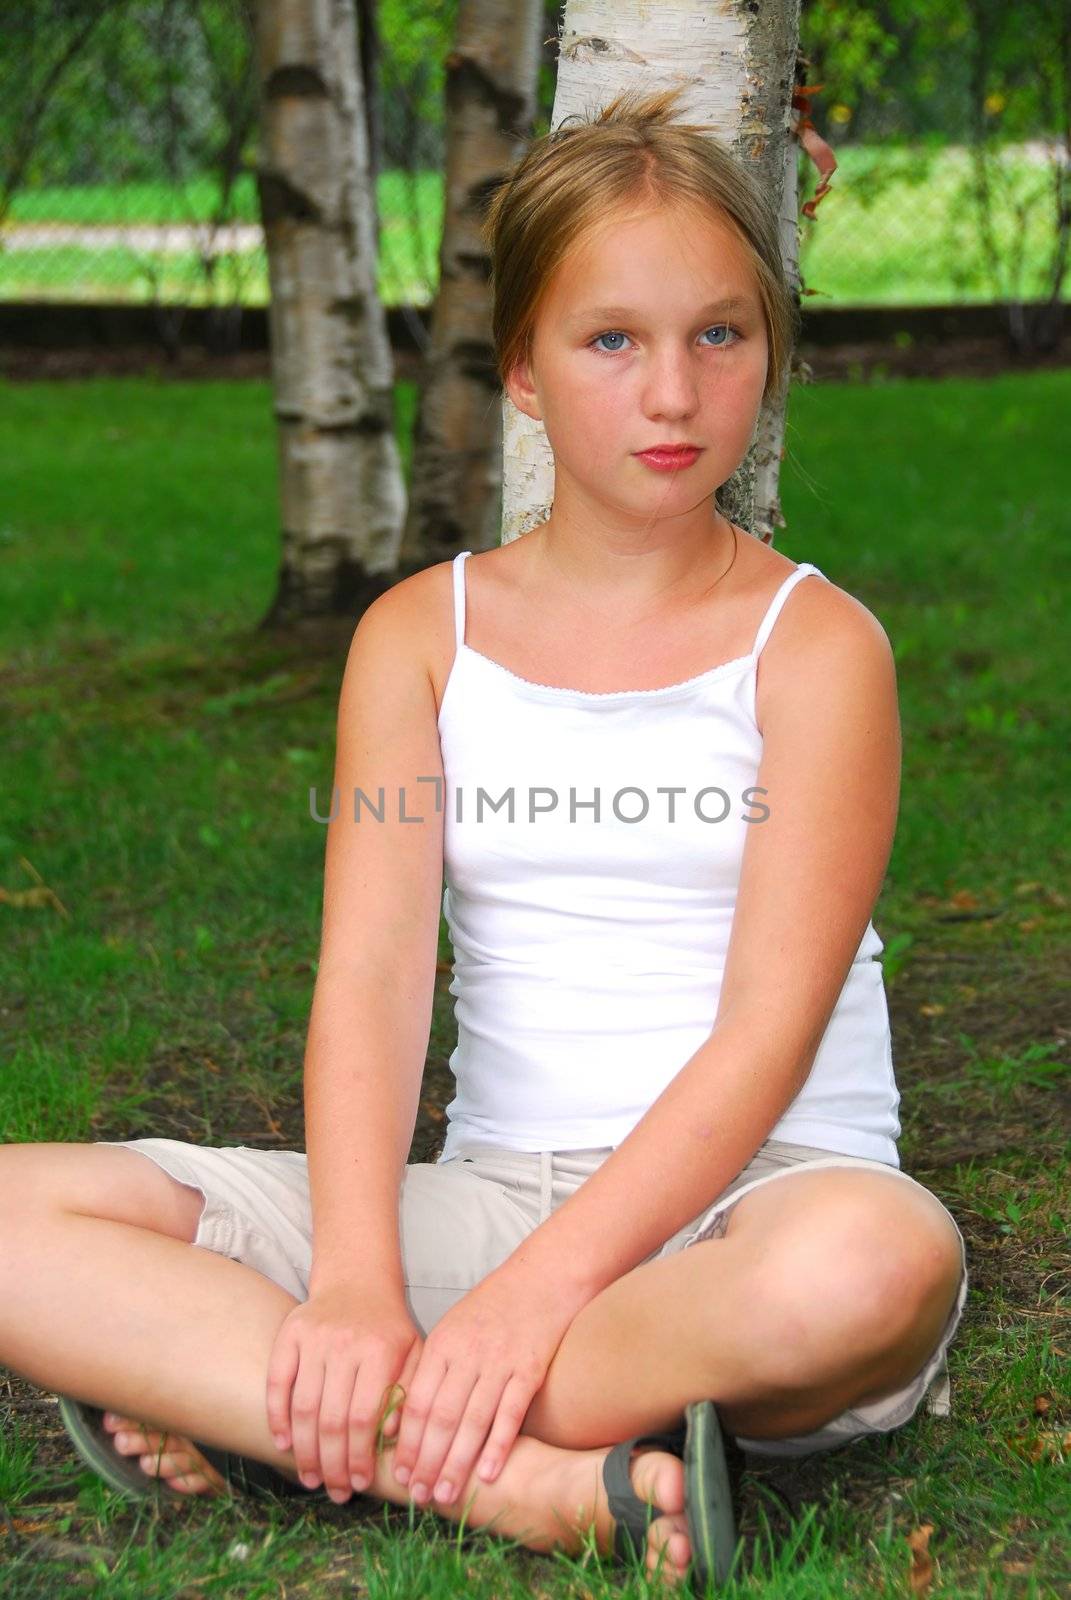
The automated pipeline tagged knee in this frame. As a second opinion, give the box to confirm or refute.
[741,1206,962,1392]
[0,1142,47,1209]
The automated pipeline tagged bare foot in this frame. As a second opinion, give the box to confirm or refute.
[572,1440,693,1586]
[100,1415,696,1583]
[576,1446,694,1580]
[369,1432,695,1586]
[101,1411,229,1496]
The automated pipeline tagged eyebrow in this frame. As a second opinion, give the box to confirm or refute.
[567,296,758,327]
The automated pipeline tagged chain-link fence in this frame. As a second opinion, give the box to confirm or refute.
[2,1,1067,316]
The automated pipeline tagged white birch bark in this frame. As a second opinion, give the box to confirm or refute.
[254,0,405,619]
[500,0,802,549]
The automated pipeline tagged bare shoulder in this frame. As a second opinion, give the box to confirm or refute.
[351,544,526,712]
[346,558,456,698]
[754,559,897,736]
[352,558,453,645]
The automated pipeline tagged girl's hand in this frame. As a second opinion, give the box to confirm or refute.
[265,1282,424,1500]
[388,1267,581,1507]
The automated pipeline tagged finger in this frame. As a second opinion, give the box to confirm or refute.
[388,1350,449,1487]
[265,1329,301,1450]
[381,1338,421,1446]
[471,1371,535,1486]
[371,1346,419,1476]
[289,1357,328,1487]
[404,1367,481,1501]
[423,1376,503,1505]
[317,1359,360,1499]
[346,1363,396,1490]
[379,1388,403,1439]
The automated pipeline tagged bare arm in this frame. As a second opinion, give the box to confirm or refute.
[492,579,902,1302]
[303,572,447,1300]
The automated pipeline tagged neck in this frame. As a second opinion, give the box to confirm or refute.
[528,514,739,623]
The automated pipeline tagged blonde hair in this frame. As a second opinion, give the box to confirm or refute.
[481,84,799,407]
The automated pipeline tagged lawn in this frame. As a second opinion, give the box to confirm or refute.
[0,368,1068,1595]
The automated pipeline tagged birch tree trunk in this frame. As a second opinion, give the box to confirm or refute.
[395,0,545,578]
[254,0,405,623]
[500,0,803,550]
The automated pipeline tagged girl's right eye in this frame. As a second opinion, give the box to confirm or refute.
[589,330,630,354]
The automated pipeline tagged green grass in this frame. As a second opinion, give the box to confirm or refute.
[797,143,1068,306]
[9,173,267,225]
[3,146,1066,308]
[0,169,443,308]
[0,369,1067,1594]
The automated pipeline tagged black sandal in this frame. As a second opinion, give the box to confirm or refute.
[57,1396,317,1503]
[602,1399,746,1590]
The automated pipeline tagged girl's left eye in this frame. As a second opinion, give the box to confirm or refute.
[588,325,740,355]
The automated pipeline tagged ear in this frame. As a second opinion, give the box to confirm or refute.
[504,347,542,423]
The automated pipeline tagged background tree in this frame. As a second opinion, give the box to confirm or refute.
[0,0,124,230]
[254,0,405,621]
[395,0,545,577]
[800,0,1069,352]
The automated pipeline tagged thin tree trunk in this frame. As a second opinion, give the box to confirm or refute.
[395,0,544,577]
[354,0,382,252]
[500,0,803,550]
[254,0,405,623]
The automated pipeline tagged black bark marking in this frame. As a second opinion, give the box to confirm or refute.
[257,172,323,225]
[265,65,328,100]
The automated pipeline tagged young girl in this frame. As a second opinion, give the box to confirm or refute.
[3,87,968,1591]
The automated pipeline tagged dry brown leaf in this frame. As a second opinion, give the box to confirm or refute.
[907,1523,935,1596]
[1016,1429,1069,1463]
[1033,1393,1051,1415]
[792,84,837,220]
[0,856,71,918]
[0,883,70,917]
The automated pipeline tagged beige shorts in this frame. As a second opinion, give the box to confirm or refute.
[97,1133,969,1460]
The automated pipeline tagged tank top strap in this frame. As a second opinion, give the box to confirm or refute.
[751,562,826,660]
[452,550,473,651]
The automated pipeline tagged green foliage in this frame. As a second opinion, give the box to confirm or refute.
[800,0,1067,144]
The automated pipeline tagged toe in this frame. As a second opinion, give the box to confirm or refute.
[648,1512,692,1586]
[605,1446,691,1584]
[140,1448,217,1493]
[103,1412,140,1435]
[113,1427,157,1456]
[108,1422,227,1496]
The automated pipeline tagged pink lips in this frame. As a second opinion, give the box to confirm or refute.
[635,447,702,472]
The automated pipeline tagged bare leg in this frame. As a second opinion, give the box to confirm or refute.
[1,1149,960,1587]
[0,1145,694,1582]
[519,1166,964,1450]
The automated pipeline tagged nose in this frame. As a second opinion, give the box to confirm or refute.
[641,343,701,421]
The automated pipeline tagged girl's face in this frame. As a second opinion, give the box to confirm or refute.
[506,200,770,535]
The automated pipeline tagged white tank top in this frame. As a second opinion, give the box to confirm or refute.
[436,549,901,1165]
